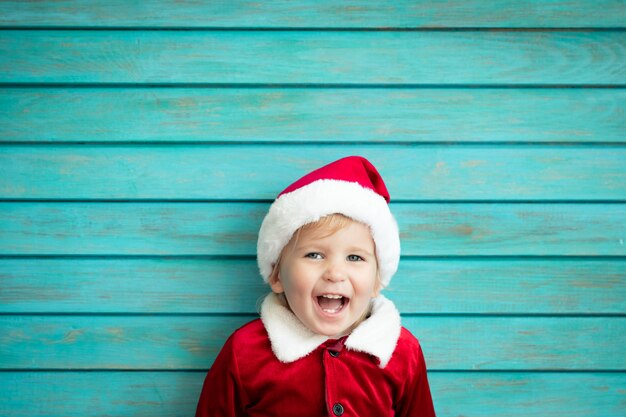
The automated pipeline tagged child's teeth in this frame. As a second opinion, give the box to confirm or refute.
[318,295,345,313]
[317,294,345,314]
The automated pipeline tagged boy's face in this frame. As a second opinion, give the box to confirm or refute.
[270,219,380,337]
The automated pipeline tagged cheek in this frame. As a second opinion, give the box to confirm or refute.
[358,267,380,296]
[280,263,311,295]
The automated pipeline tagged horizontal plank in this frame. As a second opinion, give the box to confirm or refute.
[1,372,625,417]
[1,203,625,256]
[1,316,624,370]
[1,1,624,28]
[2,145,625,200]
[1,31,624,84]
[1,258,624,314]
[2,88,624,143]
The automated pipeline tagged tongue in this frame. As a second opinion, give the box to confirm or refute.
[318,297,343,310]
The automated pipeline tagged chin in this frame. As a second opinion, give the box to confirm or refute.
[314,323,349,338]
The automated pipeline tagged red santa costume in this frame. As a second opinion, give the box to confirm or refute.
[196,156,436,416]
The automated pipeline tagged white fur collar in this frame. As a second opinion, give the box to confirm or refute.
[260,292,401,368]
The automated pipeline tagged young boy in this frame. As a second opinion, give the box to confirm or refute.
[196,156,436,416]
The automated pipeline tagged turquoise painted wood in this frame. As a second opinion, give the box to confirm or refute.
[1,258,624,314]
[2,88,624,143]
[2,203,625,255]
[1,0,624,28]
[1,31,625,84]
[2,316,624,370]
[2,372,625,417]
[1,1,624,416]
[2,145,625,199]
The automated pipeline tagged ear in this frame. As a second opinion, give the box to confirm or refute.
[268,264,285,294]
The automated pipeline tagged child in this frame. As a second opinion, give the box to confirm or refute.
[196,156,436,416]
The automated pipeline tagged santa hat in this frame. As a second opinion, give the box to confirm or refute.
[257,156,400,288]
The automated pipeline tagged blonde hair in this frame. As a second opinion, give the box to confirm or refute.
[268,213,355,284]
[293,213,355,243]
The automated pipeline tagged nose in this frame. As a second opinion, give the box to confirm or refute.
[323,260,347,282]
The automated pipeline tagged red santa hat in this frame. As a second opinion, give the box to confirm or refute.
[257,156,400,288]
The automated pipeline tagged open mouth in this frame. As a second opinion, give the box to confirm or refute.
[316,294,348,314]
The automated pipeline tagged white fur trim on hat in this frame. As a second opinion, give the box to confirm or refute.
[257,179,400,288]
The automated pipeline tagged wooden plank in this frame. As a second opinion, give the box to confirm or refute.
[389,259,626,314]
[1,371,625,417]
[1,203,625,256]
[1,258,624,314]
[2,145,625,199]
[1,316,624,370]
[1,31,624,84]
[0,372,204,417]
[433,372,626,417]
[2,88,624,143]
[0,1,624,28]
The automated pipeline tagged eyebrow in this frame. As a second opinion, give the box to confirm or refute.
[347,247,375,256]
[294,243,374,255]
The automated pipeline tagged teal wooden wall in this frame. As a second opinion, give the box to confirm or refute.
[1,1,625,416]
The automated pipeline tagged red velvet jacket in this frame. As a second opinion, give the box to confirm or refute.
[196,294,435,417]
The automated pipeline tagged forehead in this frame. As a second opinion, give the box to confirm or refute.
[294,219,374,248]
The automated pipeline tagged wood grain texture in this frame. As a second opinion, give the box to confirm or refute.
[2,88,624,143]
[2,145,625,199]
[2,1,624,415]
[1,31,625,84]
[0,0,624,28]
[2,203,625,256]
[1,315,624,370]
[1,258,623,314]
[1,371,625,417]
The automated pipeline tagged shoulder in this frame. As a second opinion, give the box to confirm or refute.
[219,318,275,367]
[210,319,271,374]
[379,326,431,402]
[225,318,269,351]
[231,318,266,339]
[398,326,423,349]
[388,329,437,415]
[387,326,428,370]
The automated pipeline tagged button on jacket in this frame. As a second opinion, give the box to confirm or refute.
[195,294,436,417]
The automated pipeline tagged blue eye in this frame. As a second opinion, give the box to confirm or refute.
[347,254,364,262]
[305,252,322,259]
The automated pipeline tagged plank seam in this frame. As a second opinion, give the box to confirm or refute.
[0,27,625,31]
[1,83,625,89]
[0,255,625,260]
[3,141,626,146]
[1,199,626,203]
[1,313,624,317]
[1,369,624,373]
